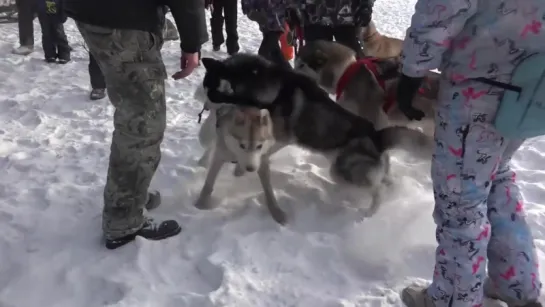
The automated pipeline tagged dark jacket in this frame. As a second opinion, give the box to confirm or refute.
[64,0,208,53]
[39,0,67,23]
[303,0,374,27]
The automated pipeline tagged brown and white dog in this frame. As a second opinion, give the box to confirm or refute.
[295,39,440,136]
[357,21,404,59]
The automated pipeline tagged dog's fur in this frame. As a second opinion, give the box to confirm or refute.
[357,21,403,59]
[295,40,440,136]
[194,53,434,217]
[196,104,287,224]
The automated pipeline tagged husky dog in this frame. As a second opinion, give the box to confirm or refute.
[357,21,403,59]
[295,40,440,136]
[195,53,434,217]
[196,104,287,224]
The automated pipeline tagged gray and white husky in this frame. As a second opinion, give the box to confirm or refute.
[196,100,287,224]
[295,40,440,137]
[194,53,434,217]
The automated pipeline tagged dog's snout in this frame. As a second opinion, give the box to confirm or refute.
[246,166,256,172]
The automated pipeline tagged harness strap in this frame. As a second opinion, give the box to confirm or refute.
[335,58,396,114]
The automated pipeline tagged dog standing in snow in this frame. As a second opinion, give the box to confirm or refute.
[196,100,286,225]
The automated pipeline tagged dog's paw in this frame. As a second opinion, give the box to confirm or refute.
[233,164,245,177]
[382,176,394,187]
[195,195,216,210]
[197,155,209,167]
[269,207,287,225]
[360,208,377,218]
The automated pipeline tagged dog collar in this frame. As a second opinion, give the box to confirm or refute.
[335,58,396,114]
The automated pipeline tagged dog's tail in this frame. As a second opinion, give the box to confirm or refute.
[377,126,434,160]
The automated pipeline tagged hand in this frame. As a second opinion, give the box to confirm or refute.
[396,74,425,121]
[172,52,200,80]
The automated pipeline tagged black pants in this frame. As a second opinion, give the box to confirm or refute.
[210,0,238,51]
[304,24,364,58]
[89,52,106,89]
[37,13,70,59]
[258,31,291,69]
[16,0,35,46]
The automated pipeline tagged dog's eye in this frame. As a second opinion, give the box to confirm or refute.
[256,144,263,150]
[239,144,246,149]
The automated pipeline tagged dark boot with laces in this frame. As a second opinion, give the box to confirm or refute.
[104,191,181,249]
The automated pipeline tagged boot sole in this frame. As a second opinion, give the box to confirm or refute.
[105,225,182,250]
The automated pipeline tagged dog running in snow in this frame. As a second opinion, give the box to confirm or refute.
[194,53,434,218]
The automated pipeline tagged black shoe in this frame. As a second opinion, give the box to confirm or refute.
[45,57,56,63]
[213,44,221,51]
[227,44,240,55]
[58,57,71,64]
[89,88,106,100]
[105,218,181,250]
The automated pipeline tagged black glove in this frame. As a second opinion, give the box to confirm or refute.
[396,74,425,121]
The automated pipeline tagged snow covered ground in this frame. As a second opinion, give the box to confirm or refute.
[0,2,544,306]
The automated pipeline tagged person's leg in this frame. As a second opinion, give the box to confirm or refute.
[333,25,364,58]
[13,0,35,54]
[76,22,180,249]
[37,12,56,61]
[210,0,225,50]
[54,20,71,63]
[403,80,522,307]
[162,18,179,41]
[485,140,541,306]
[88,52,107,100]
[257,29,271,58]
[224,0,239,54]
[258,30,291,69]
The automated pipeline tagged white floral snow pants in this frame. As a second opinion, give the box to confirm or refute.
[427,79,541,307]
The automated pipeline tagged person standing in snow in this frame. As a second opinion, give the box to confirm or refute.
[206,0,239,54]
[88,52,106,100]
[12,0,36,55]
[242,0,292,69]
[37,0,70,63]
[85,7,179,101]
[396,0,544,306]
[301,0,373,57]
[64,0,208,249]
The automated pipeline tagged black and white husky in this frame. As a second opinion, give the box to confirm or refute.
[193,53,433,217]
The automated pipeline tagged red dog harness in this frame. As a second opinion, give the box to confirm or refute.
[335,58,396,113]
[335,58,431,114]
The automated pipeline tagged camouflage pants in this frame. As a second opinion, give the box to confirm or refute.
[76,22,167,240]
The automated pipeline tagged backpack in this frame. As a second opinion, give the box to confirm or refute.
[480,53,545,139]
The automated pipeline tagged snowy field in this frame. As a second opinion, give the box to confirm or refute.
[0,2,544,307]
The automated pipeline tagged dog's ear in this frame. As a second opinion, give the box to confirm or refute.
[202,57,225,72]
[258,109,270,125]
[233,108,247,126]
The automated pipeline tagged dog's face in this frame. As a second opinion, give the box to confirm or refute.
[294,40,357,90]
[199,54,283,106]
[225,107,275,172]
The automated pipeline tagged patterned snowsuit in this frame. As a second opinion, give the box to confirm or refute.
[401,0,544,306]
